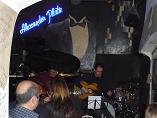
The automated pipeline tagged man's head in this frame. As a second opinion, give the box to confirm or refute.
[49,69,58,78]
[48,64,58,78]
[94,64,104,78]
[16,80,39,110]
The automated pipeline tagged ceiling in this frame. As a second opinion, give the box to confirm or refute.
[0,0,41,13]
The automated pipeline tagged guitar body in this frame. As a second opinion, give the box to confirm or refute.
[74,80,98,100]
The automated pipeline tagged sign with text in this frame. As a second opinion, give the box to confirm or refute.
[20,5,63,34]
[12,1,68,39]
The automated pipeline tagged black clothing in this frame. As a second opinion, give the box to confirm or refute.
[35,98,76,118]
[35,103,49,118]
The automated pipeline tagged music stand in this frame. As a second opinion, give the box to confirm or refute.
[88,96,102,110]
[87,96,102,117]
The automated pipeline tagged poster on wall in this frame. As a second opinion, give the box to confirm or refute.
[11,1,133,75]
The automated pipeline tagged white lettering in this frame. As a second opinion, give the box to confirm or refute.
[46,5,63,24]
[20,15,46,34]
[20,6,63,34]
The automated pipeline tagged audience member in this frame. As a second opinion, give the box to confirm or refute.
[37,64,61,85]
[145,104,157,118]
[9,80,40,118]
[36,78,76,118]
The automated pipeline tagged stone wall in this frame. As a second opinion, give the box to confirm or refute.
[0,1,17,117]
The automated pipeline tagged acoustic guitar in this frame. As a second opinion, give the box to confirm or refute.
[73,80,98,100]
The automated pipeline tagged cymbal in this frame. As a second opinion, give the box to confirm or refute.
[59,72,80,77]
[26,49,80,73]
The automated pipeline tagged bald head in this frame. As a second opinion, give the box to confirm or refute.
[16,80,39,105]
[16,80,35,95]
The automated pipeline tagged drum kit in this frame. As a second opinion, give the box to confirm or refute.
[82,80,140,118]
[107,80,140,118]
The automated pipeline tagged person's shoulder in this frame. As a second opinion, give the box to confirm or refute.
[9,106,19,118]
[9,101,17,110]
[36,104,49,118]
[9,106,18,112]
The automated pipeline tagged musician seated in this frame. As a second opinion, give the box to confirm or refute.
[75,64,113,99]
[73,64,114,117]
[36,64,61,85]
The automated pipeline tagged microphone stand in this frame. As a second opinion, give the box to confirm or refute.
[93,99,96,118]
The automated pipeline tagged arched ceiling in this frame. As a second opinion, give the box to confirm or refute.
[0,0,41,13]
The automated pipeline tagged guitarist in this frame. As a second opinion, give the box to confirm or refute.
[80,64,113,99]
[74,64,114,117]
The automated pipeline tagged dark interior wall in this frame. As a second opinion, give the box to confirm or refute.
[96,54,132,84]
[95,54,150,86]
